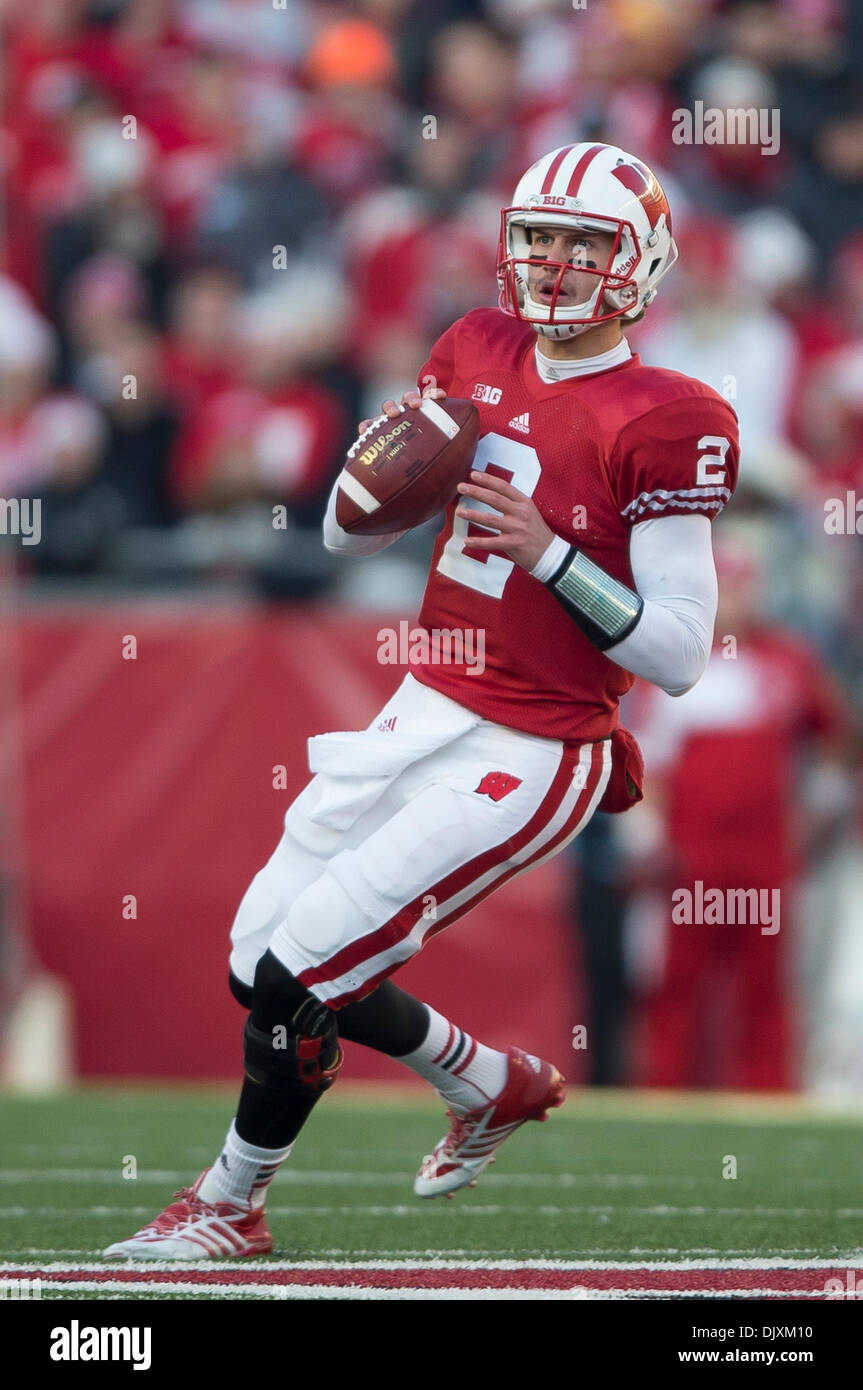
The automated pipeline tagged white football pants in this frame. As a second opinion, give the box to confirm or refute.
[229,673,611,1007]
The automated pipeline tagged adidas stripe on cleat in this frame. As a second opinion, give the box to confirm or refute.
[102,1171,273,1260]
[414,1045,565,1198]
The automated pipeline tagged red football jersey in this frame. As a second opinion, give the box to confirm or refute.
[410,308,740,742]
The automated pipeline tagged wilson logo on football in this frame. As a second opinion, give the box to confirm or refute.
[348,418,413,468]
[475,771,523,802]
[360,420,413,467]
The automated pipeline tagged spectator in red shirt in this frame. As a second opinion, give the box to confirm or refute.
[796,235,863,496]
[0,279,104,498]
[625,535,855,1091]
[162,265,242,419]
[294,18,400,209]
[170,281,347,520]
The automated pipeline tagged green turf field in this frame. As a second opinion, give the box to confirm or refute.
[1,1085,861,1285]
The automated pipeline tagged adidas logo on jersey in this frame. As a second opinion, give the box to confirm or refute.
[377,716,397,733]
[508,412,530,434]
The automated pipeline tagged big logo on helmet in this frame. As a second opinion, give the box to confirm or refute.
[475,771,523,801]
[612,161,671,232]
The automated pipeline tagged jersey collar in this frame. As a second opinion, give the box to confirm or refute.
[521,336,639,395]
[535,337,632,382]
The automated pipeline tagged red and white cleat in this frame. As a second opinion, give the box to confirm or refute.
[103,1171,273,1260]
[414,1046,566,1199]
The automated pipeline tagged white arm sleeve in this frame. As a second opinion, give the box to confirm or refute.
[532,513,717,695]
[322,475,408,557]
[606,513,717,696]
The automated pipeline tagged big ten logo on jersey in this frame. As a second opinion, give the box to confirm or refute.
[472,383,502,405]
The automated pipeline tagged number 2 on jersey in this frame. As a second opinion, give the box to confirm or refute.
[436,433,542,598]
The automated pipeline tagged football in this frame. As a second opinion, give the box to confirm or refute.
[335,397,479,535]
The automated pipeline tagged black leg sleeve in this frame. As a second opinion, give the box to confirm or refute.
[337,981,430,1058]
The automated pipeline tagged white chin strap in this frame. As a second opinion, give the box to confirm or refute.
[534,318,595,340]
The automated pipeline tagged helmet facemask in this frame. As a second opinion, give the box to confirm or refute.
[497,207,644,339]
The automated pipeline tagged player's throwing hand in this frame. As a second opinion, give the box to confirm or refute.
[456,470,554,572]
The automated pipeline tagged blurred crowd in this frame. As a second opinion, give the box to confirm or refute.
[0,0,860,637]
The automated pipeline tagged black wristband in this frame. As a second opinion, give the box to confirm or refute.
[546,545,644,652]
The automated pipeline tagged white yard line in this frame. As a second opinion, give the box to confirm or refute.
[0,1281,650,1300]
[3,1279,846,1302]
[0,1170,666,1185]
[6,1247,836,1264]
[3,1256,861,1272]
[1,1204,858,1221]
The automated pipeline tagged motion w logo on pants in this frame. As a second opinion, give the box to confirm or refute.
[475,771,523,802]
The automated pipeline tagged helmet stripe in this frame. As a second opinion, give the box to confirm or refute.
[564,143,606,197]
[540,145,574,193]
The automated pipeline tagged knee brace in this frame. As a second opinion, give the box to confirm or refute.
[243,951,342,1096]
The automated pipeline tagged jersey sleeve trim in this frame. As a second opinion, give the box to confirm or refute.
[621,483,732,522]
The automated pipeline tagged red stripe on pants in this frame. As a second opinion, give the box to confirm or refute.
[303,741,607,1007]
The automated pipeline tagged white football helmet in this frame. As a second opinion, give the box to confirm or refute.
[497,142,678,340]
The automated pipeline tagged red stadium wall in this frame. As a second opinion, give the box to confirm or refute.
[16,604,585,1083]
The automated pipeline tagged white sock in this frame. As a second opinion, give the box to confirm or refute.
[197,1121,293,1210]
[397,1006,509,1113]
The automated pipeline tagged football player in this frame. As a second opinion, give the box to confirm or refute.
[105,143,738,1258]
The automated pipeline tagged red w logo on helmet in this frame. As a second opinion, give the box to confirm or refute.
[612,160,672,233]
[475,771,523,802]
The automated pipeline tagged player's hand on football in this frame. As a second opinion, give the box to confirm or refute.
[357,387,447,437]
[456,470,555,572]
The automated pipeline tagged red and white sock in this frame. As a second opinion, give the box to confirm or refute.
[398,1006,508,1113]
[197,1121,292,1210]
